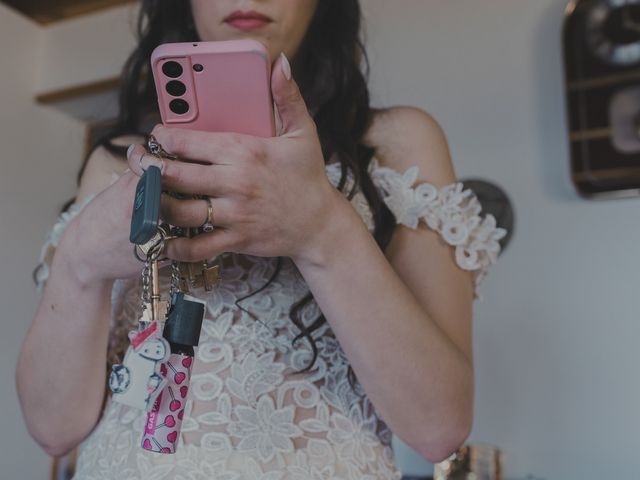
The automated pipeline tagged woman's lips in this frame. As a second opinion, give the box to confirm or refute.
[226,18,271,30]
[224,11,272,31]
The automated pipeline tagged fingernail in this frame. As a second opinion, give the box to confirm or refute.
[280,52,292,81]
[127,144,135,158]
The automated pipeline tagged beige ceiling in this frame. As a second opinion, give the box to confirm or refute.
[1,0,136,24]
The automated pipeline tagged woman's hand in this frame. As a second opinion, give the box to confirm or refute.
[127,54,349,265]
[56,170,147,287]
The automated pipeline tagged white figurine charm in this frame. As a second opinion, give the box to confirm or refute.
[109,321,171,411]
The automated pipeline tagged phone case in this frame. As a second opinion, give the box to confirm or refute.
[151,39,275,137]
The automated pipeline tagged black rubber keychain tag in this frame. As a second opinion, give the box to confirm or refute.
[130,150,163,245]
[129,134,178,245]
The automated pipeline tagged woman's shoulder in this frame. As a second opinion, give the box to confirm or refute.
[86,134,145,175]
[363,105,457,188]
[76,134,145,202]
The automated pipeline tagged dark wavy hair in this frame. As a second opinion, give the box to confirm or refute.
[78,0,396,388]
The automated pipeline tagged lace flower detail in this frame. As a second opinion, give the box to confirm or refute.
[325,162,375,231]
[242,457,286,480]
[370,160,506,293]
[34,194,96,291]
[207,260,252,316]
[228,310,290,356]
[226,351,286,405]
[327,404,381,470]
[285,443,340,480]
[228,395,304,463]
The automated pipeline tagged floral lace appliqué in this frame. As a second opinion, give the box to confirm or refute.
[369,159,506,292]
[34,194,96,292]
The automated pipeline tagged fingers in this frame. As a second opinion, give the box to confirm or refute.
[150,124,258,165]
[127,143,236,197]
[164,228,239,263]
[160,195,232,228]
[270,52,315,135]
[127,144,163,175]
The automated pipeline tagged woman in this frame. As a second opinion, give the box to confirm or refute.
[16,0,504,478]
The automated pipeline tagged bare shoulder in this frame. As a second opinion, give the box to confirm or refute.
[363,106,457,187]
[76,134,145,202]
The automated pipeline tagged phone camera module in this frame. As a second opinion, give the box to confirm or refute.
[162,61,183,78]
[166,80,187,97]
[193,64,204,73]
[169,99,190,115]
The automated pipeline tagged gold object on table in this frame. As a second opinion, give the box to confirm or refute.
[434,444,503,480]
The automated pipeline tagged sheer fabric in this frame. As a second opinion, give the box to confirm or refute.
[35,160,504,480]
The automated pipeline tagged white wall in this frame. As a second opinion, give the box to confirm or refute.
[0,3,80,478]
[363,0,640,478]
[35,3,140,93]
[3,1,638,479]
[0,4,137,478]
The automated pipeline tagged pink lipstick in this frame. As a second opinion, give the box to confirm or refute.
[224,10,272,31]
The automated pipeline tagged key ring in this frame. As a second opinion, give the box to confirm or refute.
[133,225,170,262]
[148,135,178,160]
[138,151,165,175]
[133,237,164,262]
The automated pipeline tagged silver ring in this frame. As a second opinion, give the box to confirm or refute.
[138,152,165,175]
[148,135,178,160]
[201,197,215,232]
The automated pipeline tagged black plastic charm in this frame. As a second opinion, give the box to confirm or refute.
[130,165,162,245]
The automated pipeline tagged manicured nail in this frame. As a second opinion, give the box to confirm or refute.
[127,144,135,158]
[280,52,291,81]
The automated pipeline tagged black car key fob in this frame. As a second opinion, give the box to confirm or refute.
[130,165,162,245]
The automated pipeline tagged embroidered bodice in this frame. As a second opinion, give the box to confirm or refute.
[36,160,505,480]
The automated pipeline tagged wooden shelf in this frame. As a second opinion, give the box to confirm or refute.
[0,0,136,24]
[35,77,121,105]
[34,76,122,125]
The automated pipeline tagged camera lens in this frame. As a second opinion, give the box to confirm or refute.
[193,64,204,72]
[166,80,187,97]
[170,99,190,115]
[162,61,183,78]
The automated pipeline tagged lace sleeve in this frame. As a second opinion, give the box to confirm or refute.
[34,194,96,292]
[370,160,506,295]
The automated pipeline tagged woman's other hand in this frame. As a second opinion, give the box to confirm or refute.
[56,148,147,287]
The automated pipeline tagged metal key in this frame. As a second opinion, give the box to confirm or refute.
[148,244,168,322]
[136,223,180,259]
[133,233,168,325]
[169,226,220,292]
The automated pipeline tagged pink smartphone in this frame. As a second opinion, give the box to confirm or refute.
[151,39,275,137]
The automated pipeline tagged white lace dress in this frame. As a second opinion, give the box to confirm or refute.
[36,160,505,480]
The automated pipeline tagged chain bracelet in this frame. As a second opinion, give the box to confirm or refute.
[141,257,152,306]
[170,261,181,297]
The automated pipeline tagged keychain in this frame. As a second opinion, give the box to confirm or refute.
[109,239,171,411]
[110,140,170,410]
[142,266,206,454]
[108,135,209,453]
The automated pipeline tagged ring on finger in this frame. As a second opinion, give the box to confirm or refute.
[200,197,215,233]
[148,134,178,160]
